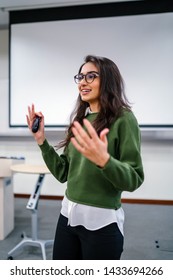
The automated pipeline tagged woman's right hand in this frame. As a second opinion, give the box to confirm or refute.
[26,104,45,145]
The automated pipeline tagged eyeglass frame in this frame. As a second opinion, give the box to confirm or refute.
[74,71,99,84]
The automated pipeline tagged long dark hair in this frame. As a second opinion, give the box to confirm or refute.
[57,55,131,149]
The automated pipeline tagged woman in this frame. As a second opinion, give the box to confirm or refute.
[27,55,144,260]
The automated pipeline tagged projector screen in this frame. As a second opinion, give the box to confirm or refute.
[9,3,173,128]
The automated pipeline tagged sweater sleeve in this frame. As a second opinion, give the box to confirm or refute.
[99,112,144,192]
[39,139,69,183]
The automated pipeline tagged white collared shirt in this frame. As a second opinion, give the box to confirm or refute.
[61,195,124,235]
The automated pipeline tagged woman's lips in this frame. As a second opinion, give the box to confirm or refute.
[81,89,91,95]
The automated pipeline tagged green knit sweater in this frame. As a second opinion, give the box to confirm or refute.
[39,111,144,209]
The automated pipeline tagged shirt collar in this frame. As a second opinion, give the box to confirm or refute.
[85,107,93,116]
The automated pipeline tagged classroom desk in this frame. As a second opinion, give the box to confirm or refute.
[7,164,53,260]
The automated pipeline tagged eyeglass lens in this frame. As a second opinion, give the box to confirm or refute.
[74,72,99,84]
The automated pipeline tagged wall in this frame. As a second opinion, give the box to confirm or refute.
[1,29,173,201]
[0,29,9,134]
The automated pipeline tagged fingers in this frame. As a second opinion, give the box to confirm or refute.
[71,119,109,166]
[83,119,98,140]
[70,136,86,154]
[72,119,98,141]
[26,114,31,129]
[26,104,34,129]
[71,126,87,148]
[26,104,44,130]
[71,124,93,156]
[100,128,109,144]
[27,103,34,119]
[72,120,93,148]
[71,119,109,149]
[27,104,42,119]
[27,104,35,125]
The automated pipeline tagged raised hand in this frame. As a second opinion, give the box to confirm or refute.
[26,104,45,145]
[71,118,110,167]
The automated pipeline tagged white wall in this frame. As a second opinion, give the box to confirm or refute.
[0,29,9,134]
[1,29,173,201]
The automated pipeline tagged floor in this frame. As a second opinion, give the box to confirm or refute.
[0,198,173,260]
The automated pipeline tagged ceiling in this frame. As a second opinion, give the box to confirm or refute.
[0,0,134,28]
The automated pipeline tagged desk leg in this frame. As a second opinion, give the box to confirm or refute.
[32,210,38,240]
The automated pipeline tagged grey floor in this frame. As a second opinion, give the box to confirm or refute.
[0,198,173,260]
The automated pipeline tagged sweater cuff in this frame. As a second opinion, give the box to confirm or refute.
[38,139,50,153]
[101,155,112,170]
[96,155,112,170]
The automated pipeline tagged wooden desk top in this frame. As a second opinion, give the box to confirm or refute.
[10,164,50,175]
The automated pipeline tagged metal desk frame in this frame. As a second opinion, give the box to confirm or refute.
[7,165,53,260]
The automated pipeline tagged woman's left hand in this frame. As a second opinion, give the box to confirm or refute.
[71,118,110,168]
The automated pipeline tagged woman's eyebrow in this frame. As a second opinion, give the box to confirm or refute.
[80,71,99,75]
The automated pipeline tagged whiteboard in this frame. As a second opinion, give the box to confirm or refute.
[9,12,173,128]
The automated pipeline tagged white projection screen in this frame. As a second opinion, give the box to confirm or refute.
[9,2,173,128]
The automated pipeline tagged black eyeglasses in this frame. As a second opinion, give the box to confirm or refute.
[74,72,99,84]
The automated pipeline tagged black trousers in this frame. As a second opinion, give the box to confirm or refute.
[53,213,124,260]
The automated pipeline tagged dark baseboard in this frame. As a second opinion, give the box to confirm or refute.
[14,194,173,205]
[121,198,173,205]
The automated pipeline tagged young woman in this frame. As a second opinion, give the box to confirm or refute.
[27,55,144,260]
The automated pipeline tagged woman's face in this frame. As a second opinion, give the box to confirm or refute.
[78,62,101,112]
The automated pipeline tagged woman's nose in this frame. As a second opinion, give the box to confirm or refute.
[80,77,87,84]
